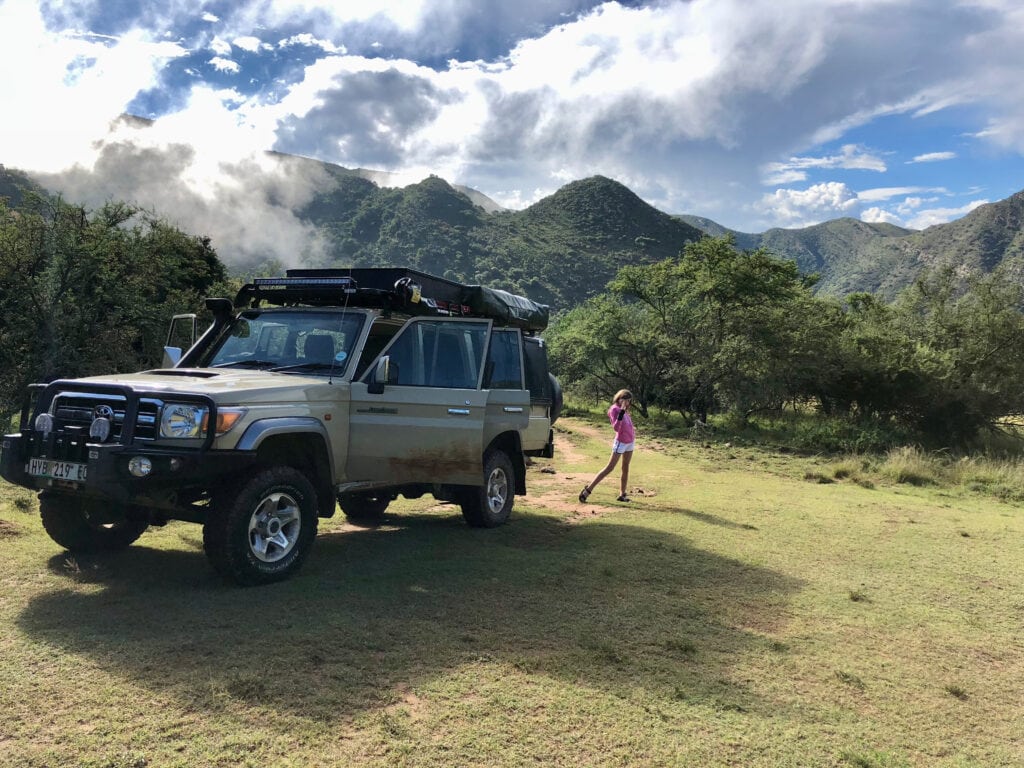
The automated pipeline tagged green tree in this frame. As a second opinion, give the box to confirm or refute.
[549,236,837,422]
[0,195,228,424]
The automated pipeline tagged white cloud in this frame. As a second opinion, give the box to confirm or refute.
[210,36,232,56]
[861,207,903,225]
[857,186,946,203]
[761,144,886,185]
[209,56,240,74]
[278,33,343,54]
[201,12,219,24]
[232,35,264,53]
[4,0,1024,248]
[0,0,187,172]
[908,151,956,163]
[905,199,988,229]
[758,182,859,227]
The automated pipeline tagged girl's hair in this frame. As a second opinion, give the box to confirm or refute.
[612,389,633,405]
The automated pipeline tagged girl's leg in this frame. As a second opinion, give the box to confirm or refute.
[580,451,621,500]
[618,450,633,497]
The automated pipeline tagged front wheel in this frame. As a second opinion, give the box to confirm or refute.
[39,494,148,552]
[461,449,515,528]
[203,466,319,586]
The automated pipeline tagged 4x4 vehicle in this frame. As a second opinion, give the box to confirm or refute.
[0,268,561,585]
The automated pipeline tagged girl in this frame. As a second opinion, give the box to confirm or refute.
[579,389,635,503]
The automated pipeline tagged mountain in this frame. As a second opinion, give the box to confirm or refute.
[0,165,47,207]
[299,173,704,308]
[8,140,1024,307]
[679,201,1024,297]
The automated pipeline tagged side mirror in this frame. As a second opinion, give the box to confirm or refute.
[367,356,393,394]
[162,346,183,368]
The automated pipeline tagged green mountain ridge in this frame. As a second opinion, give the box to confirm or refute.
[4,152,1023,309]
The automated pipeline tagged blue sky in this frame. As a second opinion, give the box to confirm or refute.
[2,0,1023,264]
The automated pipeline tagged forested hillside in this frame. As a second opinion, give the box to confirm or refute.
[10,152,1024,307]
[682,193,1024,298]
[294,172,703,309]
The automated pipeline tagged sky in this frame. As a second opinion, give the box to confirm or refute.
[2,0,1024,265]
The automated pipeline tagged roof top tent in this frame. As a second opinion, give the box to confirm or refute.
[235,267,550,332]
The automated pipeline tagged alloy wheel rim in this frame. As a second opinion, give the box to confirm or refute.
[248,491,301,562]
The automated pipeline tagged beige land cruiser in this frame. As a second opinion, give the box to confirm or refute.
[0,268,561,585]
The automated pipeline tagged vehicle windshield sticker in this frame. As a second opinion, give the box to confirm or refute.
[335,351,348,362]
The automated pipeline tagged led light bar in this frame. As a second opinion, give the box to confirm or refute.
[253,277,357,290]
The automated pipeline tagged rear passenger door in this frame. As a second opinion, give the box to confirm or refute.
[482,328,530,447]
[347,318,490,485]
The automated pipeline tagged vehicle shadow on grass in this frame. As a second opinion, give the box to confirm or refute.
[18,510,802,722]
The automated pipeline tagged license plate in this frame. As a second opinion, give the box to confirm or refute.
[27,458,88,482]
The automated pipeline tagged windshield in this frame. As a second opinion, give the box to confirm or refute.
[202,309,366,376]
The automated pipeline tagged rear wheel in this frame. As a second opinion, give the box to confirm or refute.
[461,449,515,528]
[39,493,148,552]
[338,492,390,527]
[203,466,318,586]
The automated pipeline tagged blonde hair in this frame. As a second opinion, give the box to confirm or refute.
[612,389,633,405]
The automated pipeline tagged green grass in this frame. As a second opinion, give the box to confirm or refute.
[1,419,1023,766]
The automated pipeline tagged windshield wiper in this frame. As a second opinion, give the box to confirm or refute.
[269,362,343,373]
[212,359,279,369]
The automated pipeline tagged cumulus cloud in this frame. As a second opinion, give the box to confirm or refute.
[3,0,1024,254]
[861,207,904,226]
[905,199,988,229]
[758,182,859,227]
[209,57,240,74]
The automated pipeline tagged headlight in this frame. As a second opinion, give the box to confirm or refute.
[159,404,247,439]
[160,404,207,439]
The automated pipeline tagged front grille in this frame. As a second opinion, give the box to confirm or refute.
[51,393,161,441]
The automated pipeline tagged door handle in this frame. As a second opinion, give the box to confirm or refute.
[503,407,524,413]
[447,408,470,415]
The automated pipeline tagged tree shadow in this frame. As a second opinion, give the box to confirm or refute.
[19,509,802,722]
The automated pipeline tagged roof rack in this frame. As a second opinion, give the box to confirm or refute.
[234,267,549,331]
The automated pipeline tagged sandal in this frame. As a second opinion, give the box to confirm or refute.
[578,487,591,503]
[616,494,630,502]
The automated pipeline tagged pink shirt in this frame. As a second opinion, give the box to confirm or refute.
[608,404,635,443]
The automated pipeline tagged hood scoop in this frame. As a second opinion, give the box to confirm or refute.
[144,369,219,378]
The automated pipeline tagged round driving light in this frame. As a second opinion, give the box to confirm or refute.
[89,417,112,442]
[35,413,54,435]
[128,456,153,477]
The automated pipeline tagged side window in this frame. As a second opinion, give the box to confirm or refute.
[380,320,488,388]
[485,329,523,389]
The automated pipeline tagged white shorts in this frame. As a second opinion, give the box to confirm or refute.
[612,440,634,454]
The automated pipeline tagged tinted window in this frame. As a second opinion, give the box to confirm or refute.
[383,320,489,388]
[485,329,522,389]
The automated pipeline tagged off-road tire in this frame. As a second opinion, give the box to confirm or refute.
[461,449,515,528]
[39,493,148,552]
[337,492,389,527]
[203,466,319,586]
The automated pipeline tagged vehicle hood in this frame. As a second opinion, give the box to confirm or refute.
[70,368,345,403]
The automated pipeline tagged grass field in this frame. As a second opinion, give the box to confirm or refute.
[1,417,1022,767]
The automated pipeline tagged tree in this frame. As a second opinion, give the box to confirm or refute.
[0,195,228,424]
[548,236,838,422]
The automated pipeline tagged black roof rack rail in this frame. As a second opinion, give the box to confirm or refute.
[234,267,549,331]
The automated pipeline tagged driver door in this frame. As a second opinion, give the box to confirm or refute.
[346,318,490,486]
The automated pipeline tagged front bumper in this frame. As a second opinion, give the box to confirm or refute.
[1,431,256,510]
